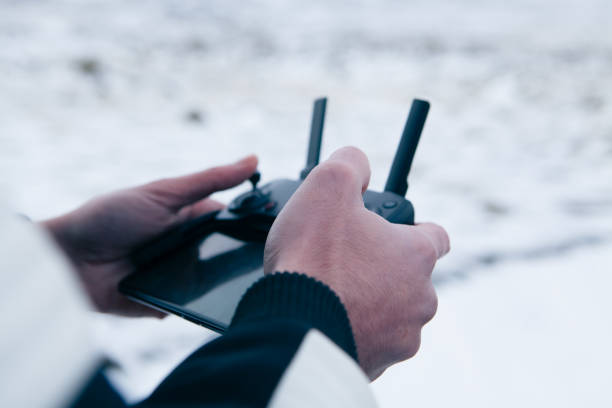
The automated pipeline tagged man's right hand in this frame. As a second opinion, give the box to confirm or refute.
[264,146,450,380]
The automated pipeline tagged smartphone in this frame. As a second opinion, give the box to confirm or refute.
[119,231,264,332]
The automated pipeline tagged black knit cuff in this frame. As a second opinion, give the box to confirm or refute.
[230,272,358,362]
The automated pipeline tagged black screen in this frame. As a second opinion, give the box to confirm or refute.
[120,233,264,331]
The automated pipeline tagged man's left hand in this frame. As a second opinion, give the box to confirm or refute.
[42,155,258,317]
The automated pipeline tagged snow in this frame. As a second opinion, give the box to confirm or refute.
[1,0,612,406]
[373,244,612,407]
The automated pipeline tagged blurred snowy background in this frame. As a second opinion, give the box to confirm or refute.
[1,0,612,406]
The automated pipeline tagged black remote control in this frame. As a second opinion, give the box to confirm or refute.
[132,98,430,266]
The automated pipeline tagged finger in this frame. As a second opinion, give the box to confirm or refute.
[177,198,225,221]
[413,222,451,259]
[115,294,167,318]
[141,155,258,210]
[305,146,371,205]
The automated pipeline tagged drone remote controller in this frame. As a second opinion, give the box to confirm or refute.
[132,98,430,266]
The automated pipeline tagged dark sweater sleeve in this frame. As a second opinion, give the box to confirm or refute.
[136,272,359,408]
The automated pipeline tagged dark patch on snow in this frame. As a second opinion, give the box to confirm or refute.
[75,57,102,77]
[433,234,610,286]
[561,199,612,216]
[483,201,510,216]
[185,109,205,124]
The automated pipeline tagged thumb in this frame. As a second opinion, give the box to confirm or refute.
[301,146,371,206]
[140,155,258,210]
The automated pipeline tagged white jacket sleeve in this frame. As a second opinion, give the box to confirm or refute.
[0,211,98,408]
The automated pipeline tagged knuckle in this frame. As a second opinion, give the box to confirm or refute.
[430,223,451,255]
[414,234,438,266]
[422,284,438,323]
[396,332,421,361]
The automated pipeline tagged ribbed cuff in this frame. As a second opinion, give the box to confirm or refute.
[230,272,358,362]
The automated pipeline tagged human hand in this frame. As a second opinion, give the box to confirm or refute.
[42,156,258,317]
[264,147,449,380]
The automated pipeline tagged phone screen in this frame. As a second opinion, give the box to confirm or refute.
[120,233,265,332]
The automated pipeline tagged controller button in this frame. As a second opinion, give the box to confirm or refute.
[264,201,277,211]
[383,201,397,209]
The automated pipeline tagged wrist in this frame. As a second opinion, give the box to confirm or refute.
[232,272,359,362]
[266,262,390,380]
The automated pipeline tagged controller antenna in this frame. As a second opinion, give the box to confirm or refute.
[300,97,327,180]
[384,99,430,197]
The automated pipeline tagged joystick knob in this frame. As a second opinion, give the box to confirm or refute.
[228,171,269,213]
[249,171,261,191]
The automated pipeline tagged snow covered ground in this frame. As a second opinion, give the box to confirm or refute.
[1,0,612,406]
